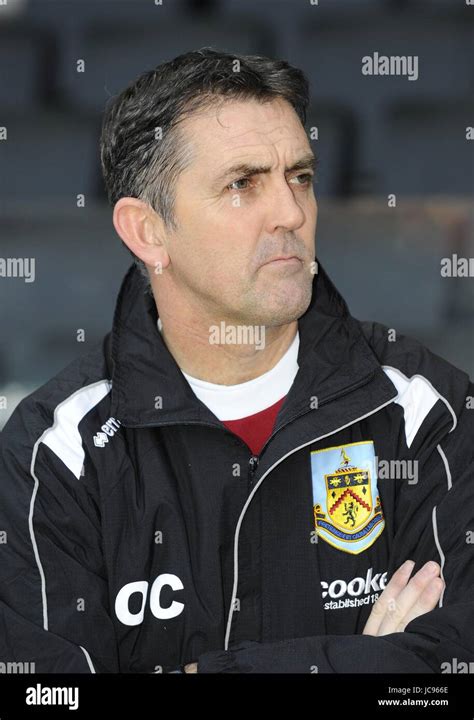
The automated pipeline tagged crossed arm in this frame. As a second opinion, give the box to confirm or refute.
[184,559,445,672]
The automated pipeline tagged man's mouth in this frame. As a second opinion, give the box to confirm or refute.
[262,256,301,267]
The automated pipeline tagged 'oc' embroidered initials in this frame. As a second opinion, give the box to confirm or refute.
[310,440,385,555]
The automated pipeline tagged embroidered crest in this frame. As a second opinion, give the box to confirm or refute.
[310,440,385,555]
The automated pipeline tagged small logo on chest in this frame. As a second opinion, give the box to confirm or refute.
[93,417,122,447]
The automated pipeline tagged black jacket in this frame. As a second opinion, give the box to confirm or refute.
[1,261,473,673]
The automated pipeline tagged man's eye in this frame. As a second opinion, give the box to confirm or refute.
[290,173,314,186]
[227,172,314,193]
[227,177,251,192]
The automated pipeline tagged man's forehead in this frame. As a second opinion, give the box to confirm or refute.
[179,98,311,180]
[185,97,305,149]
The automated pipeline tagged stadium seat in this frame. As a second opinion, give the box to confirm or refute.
[317,201,452,333]
[0,22,55,110]
[59,18,275,113]
[0,204,129,385]
[383,100,474,195]
[0,111,101,200]
[306,103,356,196]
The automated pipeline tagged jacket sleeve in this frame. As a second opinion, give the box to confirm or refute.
[0,393,120,673]
[197,383,474,673]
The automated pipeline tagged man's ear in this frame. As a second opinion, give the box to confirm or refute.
[112,197,171,271]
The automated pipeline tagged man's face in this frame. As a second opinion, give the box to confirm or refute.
[161,97,317,327]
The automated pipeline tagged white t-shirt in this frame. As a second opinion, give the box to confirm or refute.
[157,317,300,421]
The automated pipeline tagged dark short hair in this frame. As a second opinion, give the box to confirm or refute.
[99,46,310,280]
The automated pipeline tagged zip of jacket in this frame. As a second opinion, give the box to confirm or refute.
[224,390,398,650]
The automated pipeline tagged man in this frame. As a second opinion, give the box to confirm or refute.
[0,48,473,674]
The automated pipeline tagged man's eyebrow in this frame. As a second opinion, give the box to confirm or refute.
[213,152,318,187]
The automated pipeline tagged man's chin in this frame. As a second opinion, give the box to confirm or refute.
[255,290,313,328]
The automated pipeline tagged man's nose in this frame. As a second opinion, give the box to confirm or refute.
[264,179,307,234]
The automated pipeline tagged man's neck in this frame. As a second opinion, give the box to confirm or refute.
[156,311,299,386]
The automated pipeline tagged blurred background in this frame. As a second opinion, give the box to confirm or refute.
[0,0,473,428]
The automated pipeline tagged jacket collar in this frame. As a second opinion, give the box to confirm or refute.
[108,259,394,429]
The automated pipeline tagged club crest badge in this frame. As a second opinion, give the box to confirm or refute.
[310,440,385,555]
